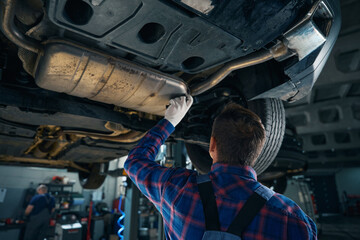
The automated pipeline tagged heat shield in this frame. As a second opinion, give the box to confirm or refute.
[35,42,188,116]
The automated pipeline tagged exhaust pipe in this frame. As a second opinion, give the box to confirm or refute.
[190,0,331,96]
[35,40,188,116]
[1,0,331,105]
[0,0,43,54]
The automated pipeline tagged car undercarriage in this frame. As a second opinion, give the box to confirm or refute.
[0,0,341,188]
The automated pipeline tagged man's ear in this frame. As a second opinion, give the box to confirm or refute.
[209,136,217,162]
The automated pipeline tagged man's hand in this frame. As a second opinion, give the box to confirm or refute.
[24,205,34,216]
[165,95,193,127]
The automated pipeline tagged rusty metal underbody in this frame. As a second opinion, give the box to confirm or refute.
[2,0,333,110]
[23,124,144,164]
[0,155,90,173]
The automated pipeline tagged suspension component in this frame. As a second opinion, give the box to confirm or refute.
[180,87,246,142]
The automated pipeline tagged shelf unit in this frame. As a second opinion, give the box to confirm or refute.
[44,183,75,212]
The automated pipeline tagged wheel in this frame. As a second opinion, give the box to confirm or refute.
[186,98,285,175]
[248,98,286,174]
[78,163,108,189]
[258,122,308,189]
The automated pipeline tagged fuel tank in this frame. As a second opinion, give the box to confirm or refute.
[35,41,188,116]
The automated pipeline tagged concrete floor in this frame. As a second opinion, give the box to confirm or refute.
[319,216,360,240]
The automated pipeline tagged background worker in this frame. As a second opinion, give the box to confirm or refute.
[124,96,317,239]
[24,184,55,240]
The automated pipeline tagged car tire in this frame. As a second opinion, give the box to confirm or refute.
[186,98,285,175]
[78,163,107,189]
[258,123,307,190]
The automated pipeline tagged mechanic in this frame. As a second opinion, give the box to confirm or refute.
[24,184,55,240]
[124,96,317,239]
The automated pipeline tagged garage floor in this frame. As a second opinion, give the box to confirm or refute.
[320,216,360,240]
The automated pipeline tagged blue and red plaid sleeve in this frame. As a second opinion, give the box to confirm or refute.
[286,209,318,240]
[287,216,317,239]
[124,119,176,209]
[270,194,318,240]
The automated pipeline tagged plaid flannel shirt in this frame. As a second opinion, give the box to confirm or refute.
[124,119,317,240]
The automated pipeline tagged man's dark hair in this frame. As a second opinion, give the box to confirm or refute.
[211,103,266,166]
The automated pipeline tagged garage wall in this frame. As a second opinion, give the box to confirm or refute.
[335,168,360,210]
[0,165,82,219]
[0,162,118,219]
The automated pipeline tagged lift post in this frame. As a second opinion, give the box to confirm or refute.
[123,182,140,240]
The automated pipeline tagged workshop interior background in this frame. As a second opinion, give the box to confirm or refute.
[0,0,360,239]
